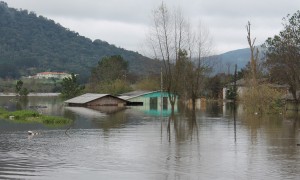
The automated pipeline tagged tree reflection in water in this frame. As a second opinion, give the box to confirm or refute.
[165,103,199,143]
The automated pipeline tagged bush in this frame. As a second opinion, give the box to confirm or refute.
[240,84,284,114]
[0,108,72,126]
[10,110,40,119]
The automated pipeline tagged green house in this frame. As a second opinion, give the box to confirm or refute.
[119,91,178,116]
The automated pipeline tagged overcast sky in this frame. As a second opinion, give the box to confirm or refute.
[4,0,300,55]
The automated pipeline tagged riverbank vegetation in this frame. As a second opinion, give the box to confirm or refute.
[239,11,300,114]
[0,78,62,93]
[237,22,286,114]
[0,1,299,115]
[0,108,72,126]
[241,84,284,114]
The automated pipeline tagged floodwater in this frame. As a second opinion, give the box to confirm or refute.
[0,96,300,179]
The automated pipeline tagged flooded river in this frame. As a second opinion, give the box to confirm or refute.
[0,96,300,179]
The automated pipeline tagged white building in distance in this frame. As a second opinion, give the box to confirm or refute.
[34,72,72,79]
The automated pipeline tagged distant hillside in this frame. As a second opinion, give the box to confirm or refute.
[213,48,251,74]
[0,1,161,82]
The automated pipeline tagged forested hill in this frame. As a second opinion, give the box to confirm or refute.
[0,1,161,81]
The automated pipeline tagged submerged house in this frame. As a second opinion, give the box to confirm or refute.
[64,93,128,107]
[119,91,177,116]
[222,79,247,100]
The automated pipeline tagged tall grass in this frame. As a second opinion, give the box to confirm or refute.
[42,116,72,125]
[0,108,72,125]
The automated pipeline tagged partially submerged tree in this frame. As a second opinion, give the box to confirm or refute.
[88,55,131,94]
[15,80,29,97]
[60,73,85,99]
[246,21,259,85]
[15,80,23,95]
[241,22,284,114]
[264,10,300,107]
[147,3,213,111]
[148,3,182,111]
[185,22,213,109]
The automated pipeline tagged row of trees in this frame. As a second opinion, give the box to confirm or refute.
[58,5,300,115]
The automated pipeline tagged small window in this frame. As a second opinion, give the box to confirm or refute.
[150,97,158,110]
[163,97,168,110]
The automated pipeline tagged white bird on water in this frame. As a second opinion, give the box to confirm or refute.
[28,131,39,135]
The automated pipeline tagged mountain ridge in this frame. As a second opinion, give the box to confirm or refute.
[214,48,250,73]
[0,1,161,82]
[0,1,251,81]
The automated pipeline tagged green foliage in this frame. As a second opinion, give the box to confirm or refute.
[241,84,284,114]
[0,108,72,125]
[60,73,85,99]
[15,80,29,96]
[88,55,132,95]
[8,110,39,119]
[205,75,223,99]
[135,76,160,91]
[1,78,63,93]
[87,79,132,95]
[90,55,128,83]
[178,49,210,102]
[0,107,7,115]
[19,87,29,96]
[0,2,161,80]
[226,86,237,100]
[42,116,72,125]
[264,10,300,102]
[15,80,23,94]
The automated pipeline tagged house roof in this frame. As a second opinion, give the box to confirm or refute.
[120,90,153,97]
[119,91,159,100]
[64,93,110,104]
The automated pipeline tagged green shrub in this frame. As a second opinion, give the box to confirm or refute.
[0,108,72,126]
[42,116,72,124]
[10,110,40,120]
[241,84,284,114]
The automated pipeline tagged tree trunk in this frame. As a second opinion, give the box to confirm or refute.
[192,97,196,112]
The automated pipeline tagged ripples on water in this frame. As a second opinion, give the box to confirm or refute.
[0,98,300,179]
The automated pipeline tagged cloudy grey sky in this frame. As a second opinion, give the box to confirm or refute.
[4,0,300,55]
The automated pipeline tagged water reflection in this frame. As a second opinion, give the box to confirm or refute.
[164,106,200,143]
[65,107,106,118]
[0,96,64,116]
[1,96,300,179]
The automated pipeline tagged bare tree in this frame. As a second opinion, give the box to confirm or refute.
[185,22,213,110]
[241,22,284,114]
[246,21,259,85]
[148,3,213,111]
[148,3,188,111]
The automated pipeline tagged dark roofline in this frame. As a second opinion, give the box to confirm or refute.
[65,93,129,105]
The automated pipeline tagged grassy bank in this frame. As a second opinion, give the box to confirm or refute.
[0,78,61,93]
[0,108,72,126]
